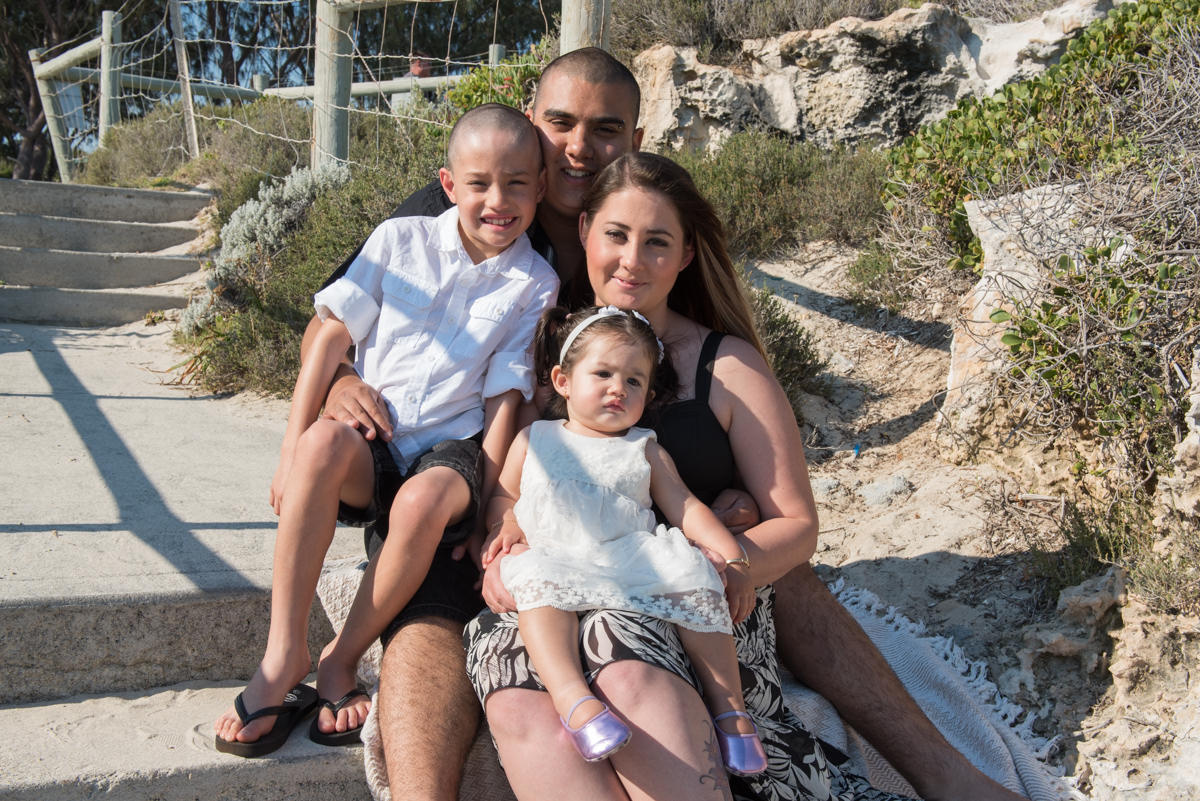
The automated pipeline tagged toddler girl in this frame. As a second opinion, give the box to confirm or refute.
[482,305,767,775]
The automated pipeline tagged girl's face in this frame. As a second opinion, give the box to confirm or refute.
[552,333,654,436]
[581,187,694,322]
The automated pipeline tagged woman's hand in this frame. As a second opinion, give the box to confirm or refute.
[709,488,760,535]
[480,542,527,613]
[323,366,392,441]
[724,563,756,625]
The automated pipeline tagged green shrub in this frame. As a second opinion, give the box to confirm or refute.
[182,116,448,395]
[80,97,313,226]
[1027,490,1200,615]
[672,131,886,259]
[750,287,830,416]
[883,0,1198,271]
[446,38,554,112]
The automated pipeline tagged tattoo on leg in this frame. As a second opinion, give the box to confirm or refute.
[698,718,730,795]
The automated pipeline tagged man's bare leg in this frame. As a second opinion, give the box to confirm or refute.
[775,564,1026,801]
[378,617,479,801]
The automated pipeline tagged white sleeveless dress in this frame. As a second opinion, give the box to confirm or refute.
[500,419,732,634]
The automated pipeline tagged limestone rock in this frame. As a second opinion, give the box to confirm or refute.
[1156,347,1200,520]
[633,0,1120,151]
[935,184,1080,460]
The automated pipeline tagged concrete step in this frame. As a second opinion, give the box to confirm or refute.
[0,681,371,801]
[0,212,198,253]
[0,285,191,326]
[0,245,203,289]
[0,322,364,703]
[0,178,212,223]
[0,590,340,706]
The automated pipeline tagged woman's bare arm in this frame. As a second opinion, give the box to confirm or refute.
[708,336,819,586]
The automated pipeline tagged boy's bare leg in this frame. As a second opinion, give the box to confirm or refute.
[315,466,470,736]
[676,629,754,735]
[775,564,1026,801]
[378,617,480,801]
[214,420,374,744]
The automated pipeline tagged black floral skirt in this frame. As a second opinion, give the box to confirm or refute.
[464,585,916,801]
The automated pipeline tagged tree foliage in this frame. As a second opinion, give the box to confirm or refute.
[0,0,126,179]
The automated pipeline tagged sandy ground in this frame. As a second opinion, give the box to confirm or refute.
[749,244,1200,801]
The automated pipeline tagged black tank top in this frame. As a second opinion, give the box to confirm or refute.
[652,332,735,505]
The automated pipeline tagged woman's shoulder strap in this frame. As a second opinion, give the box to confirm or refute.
[694,331,725,402]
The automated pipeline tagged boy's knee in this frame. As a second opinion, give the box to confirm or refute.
[390,468,470,528]
[297,419,364,463]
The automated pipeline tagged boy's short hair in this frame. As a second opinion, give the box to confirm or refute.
[445,103,541,169]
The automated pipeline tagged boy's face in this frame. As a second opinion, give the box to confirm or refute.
[439,128,545,264]
[529,72,643,224]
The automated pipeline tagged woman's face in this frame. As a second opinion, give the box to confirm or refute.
[581,187,693,320]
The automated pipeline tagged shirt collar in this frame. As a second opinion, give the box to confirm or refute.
[434,206,533,278]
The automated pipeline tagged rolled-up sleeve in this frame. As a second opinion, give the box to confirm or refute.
[313,222,392,344]
[482,271,559,400]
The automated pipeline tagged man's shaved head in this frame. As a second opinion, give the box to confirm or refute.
[535,47,640,123]
[446,102,541,169]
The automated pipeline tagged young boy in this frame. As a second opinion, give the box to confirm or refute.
[213,103,559,757]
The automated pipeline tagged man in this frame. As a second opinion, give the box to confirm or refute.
[308,48,1025,801]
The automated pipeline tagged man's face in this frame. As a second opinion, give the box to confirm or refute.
[529,72,643,224]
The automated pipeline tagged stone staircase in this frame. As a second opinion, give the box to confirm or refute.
[0,181,371,797]
[0,179,211,326]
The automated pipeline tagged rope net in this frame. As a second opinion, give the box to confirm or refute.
[40,0,552,182]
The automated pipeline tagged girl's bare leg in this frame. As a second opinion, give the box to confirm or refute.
[315,465,471,735]
[676,629,755,735]
[214,420,374,744]
[517,607,605,726]
[486,688,631,801]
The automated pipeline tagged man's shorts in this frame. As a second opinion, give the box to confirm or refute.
[351,434,487,645]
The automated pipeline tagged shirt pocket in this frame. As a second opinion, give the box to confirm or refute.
[380,271,437,345]
[450,297,513,359]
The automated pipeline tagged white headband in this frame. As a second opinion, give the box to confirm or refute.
[558,305,664,365]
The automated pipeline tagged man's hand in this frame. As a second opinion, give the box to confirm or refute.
[450,530,485,571]
[323,367,392,441]
[480,543,527,613]
[710,488,760,534]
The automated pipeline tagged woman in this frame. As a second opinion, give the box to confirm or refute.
[465,152,916,801]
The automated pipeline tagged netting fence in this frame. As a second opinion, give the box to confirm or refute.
[29,0,565,183]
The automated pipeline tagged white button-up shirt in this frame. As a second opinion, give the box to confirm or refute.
[314,207,558,471]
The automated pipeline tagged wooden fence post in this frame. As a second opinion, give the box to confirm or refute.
[313,0,352,167]
[560,0,611,53]
[28,48,74,182]
[168,0,201,159]
[98,10,122,145]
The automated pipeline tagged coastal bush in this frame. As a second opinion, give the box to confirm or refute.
[672,131,886,259]
[181,117,447,394]
[80,97,312,226]
[446,38,554,111]
[868,0,1200,610]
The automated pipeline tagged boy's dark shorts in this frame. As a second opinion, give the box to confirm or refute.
[351,434,487,645]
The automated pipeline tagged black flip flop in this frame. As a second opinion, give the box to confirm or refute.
[309,687,371,746]
[215,682,319,758]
